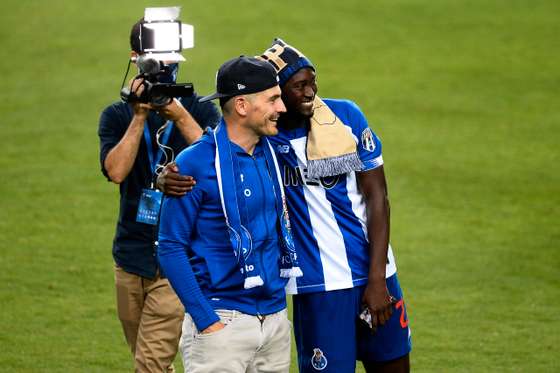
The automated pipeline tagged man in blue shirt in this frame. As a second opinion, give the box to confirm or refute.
[158,56,301,373]
[97,18,219,372]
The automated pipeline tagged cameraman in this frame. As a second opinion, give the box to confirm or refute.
[97,19,219,372]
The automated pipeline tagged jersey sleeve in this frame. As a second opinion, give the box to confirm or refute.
[157,145,220,331]
[346,101,384,172]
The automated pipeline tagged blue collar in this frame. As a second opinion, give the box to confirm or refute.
[230,139,265,156]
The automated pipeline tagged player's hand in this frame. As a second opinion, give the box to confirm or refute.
[155,98,189,122]
[362,281,396,331]
[156,162,196,196]
[200,321,225,334]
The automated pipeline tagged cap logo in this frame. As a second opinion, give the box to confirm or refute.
[237,83,246,90]
[260,40,307,73]
[260,45,287,72]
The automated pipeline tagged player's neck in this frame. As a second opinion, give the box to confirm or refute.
[278,112,310,130]
[224,118,259,155]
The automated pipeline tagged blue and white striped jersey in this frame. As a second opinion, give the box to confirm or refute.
[269,99,397,295]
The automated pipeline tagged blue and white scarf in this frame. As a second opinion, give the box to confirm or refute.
[212,120,302,289]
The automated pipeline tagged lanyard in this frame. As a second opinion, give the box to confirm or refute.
[143,120,173,177]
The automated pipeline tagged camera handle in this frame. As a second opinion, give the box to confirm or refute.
[120,73,149,103]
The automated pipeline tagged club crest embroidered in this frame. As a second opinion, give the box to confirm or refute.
[361,128,376,152]
[311,348,328,370]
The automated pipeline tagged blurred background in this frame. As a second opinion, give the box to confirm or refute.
[0,0,558,371]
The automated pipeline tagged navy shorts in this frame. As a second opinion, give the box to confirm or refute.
[293,274,411,372]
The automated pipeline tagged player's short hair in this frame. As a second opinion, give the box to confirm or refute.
[129,18,144,53]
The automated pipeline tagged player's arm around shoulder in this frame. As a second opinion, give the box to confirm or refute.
[161,140,211,201]
[158,140,213,245]
[156,133,216,196]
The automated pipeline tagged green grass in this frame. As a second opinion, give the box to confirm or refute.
[1,0,559,371]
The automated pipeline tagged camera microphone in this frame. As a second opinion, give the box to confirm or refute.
[136,55,161,75]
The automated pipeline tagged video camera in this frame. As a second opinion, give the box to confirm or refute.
[120,7,195,106]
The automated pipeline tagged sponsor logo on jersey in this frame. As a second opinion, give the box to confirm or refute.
[311,348,328,370]
[283,166,341,189]
[277,145,291,153]
[361,128,376,152]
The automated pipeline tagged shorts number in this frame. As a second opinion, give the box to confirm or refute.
[395,299,409,328]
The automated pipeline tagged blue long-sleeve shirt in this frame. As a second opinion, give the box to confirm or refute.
[158,132,288,331]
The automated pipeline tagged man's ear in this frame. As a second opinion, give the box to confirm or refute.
[130,51,138,63]
[234,96,250,117]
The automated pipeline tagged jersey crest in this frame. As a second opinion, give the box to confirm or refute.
[311,348,328,370]
[361,128,376,152]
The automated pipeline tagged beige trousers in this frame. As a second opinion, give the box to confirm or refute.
[115,265,185,372]
[179,309,291,373]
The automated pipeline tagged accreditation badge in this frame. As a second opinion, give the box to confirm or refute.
[136,188,163,225]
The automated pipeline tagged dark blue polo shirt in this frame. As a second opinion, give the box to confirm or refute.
[98,94,220,279]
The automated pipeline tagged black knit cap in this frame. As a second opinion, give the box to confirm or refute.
[199,56,279,102]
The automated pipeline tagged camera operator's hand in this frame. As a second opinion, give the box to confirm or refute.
[130,77,153,117]
[156,98,203,144]
[155,98,188,122]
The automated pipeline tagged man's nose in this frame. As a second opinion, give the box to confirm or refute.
[276,98,287,113]
[303,84,315,98]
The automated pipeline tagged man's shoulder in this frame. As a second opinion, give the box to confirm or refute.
[323,98,369,133]
[175,132,215,173]
[99,101,131,123]
[98,102,133,136]
[101,100,129,115]
[323,98,362,117]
